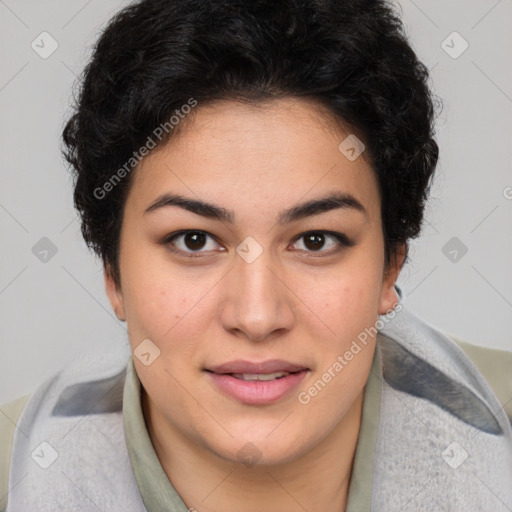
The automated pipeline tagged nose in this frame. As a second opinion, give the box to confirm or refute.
[220,250,295,342]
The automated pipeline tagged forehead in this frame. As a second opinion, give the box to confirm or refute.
[125,98,380,222]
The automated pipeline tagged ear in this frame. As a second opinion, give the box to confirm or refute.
[378,243,407,315]
[104,265,126,321]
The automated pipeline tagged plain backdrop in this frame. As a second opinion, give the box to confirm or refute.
[1,0,511,405]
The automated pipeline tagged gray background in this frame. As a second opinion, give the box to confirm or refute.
[1,0,511,405]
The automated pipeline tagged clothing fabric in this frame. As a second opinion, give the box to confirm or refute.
[3,297,512,510]
[373,307,512,510]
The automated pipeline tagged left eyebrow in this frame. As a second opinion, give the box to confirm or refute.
[144,192,368,223]
[277,192,368,224]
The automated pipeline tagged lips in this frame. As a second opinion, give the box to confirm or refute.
[206,359,308,375]
[205,359,309,404]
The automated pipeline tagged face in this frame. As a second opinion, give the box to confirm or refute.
[105,98,404,466]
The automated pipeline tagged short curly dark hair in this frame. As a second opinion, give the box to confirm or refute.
[62,0,441,288]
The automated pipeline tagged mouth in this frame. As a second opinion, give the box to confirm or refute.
[204,359,309,404]
[225,371,295,381]
[205,359,309,375]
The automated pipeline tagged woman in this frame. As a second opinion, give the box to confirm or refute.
[2,0,511,510]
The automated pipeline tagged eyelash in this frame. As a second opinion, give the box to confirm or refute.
[162,230,354,259]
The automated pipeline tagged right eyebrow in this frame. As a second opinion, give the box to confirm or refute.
[144,194,234,222]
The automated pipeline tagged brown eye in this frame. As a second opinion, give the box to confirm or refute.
[304,233,325,250]
[164,230,224,256]
[184,232,207,250]
[291,231,353,255]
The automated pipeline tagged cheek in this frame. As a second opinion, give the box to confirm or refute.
[121,263,220,356]
[300,260,383,340]
[297,269,380,411]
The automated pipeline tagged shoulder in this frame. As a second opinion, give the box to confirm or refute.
[0,393,31,512]
[449,336,512,423]
[0,347,130,511]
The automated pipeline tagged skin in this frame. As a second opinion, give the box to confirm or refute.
[105,97,406,512]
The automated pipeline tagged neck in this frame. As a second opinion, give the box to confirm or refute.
[142,390,364,512]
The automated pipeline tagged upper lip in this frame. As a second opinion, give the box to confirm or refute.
[206,359,308,374]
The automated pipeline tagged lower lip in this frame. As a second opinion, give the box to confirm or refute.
[206,370,308,405]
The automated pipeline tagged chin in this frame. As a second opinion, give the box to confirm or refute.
[210,429,311,468]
